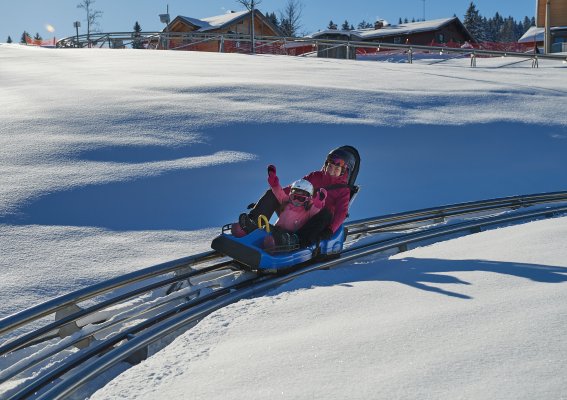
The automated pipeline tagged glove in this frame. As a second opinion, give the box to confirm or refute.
[267,164,279,188]
[311,188,327,208]
[320,227,333,240]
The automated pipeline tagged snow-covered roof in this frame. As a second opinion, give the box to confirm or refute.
[200,10,249,32]
[311,17,461,40]
[518,25,567,43]
[176,10,249,33]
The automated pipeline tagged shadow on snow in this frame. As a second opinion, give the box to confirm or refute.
[275,257,567,300]
[2,122,567,231]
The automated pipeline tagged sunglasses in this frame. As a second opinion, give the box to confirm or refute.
[326,157,346,168]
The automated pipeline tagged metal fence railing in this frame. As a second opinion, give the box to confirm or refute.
[54,31,567,68]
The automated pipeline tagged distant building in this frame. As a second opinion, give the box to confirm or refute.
[536,0,567,27]
[164,10,282,52]
[520,0,567,53]
[311,17,474,59]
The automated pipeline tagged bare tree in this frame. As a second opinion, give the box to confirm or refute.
[279,0,304,37]
[236,0,262,9]
[235,0,262,53]
[77,0,103,44]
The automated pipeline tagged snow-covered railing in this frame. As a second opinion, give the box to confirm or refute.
[0,251,221,338]
[55,31,567,67]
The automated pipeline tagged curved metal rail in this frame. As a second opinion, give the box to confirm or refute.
[1,191,566,399]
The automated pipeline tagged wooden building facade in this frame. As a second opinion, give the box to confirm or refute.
[165,10,281,52]
[312,17,474,59]
[536,0,567,27]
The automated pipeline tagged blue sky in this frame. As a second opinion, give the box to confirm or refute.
[1,0,535,42]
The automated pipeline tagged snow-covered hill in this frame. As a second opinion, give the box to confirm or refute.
[0,44,566,399]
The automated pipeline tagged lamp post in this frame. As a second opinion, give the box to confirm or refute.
[73,21,81,47]
[159,5,170,50]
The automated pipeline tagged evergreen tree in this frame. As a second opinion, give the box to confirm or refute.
[350,24,355,30]
[7,36,13,43]
[499,17,516,42]
[341,20,351,30]
[358,20,373,29]
[266,11,279,28]
[20,31,29,43]
[463,1,485,41]
[280,18,292,36]
[327,20,337,30]
[404,18,408,23]
[34,33,42,41]
[522,16,533,33]
[132,21,144,49]
[411,17,416,23]
[398,17,402,24]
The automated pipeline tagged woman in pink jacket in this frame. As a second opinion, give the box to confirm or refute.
[233,146,358,248]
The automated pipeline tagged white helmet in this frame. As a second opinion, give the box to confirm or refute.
[290,179,314,196]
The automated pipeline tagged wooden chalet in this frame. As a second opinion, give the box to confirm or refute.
[164,10,282,52]
[520,0,567,53]
[536,0,567,27]
[312,17,474,59]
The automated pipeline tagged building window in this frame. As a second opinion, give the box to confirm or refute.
[393,37,401,44]
[438,33,445,43]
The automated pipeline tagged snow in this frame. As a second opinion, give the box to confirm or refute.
[177,11,249,33]
[91,217,567,400]
[0,44,566,398]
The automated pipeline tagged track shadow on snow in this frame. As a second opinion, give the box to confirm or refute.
[2,121,567,231]
[274,257,567,299]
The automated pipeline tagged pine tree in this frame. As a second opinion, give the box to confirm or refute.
[357,20,373,29]
[327,20,337,30]
[341,20,351,30]
[132,21,144,49]
[398,17,402,24]
[34,33,42,41]
[280,18,292,36]
[522,16,533,33]
[20,31,29,43]
[499,17,516,42]
[7,36,12,43]
[463,1,485,42]
[404,18,408,23]
[266,11,279,28]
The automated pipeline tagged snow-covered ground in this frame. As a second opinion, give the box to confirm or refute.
[91,217,567,400]
[0,44,566,399]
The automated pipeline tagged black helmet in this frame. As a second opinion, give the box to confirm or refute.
[325,147,357,178]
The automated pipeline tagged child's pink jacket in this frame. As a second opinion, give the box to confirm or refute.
[271,184,324,233]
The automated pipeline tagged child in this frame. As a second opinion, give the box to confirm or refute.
[264,165,327,249]
[232,165,327,249]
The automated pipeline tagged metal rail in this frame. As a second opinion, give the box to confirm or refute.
[29,203,567,400]
[1,191,567,399]
[54,31,567,65]
[0,251,222,336]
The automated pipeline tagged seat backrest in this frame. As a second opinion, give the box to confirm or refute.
[336,145,360,199]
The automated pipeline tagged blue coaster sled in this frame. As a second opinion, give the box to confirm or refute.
[211,225,346,273]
